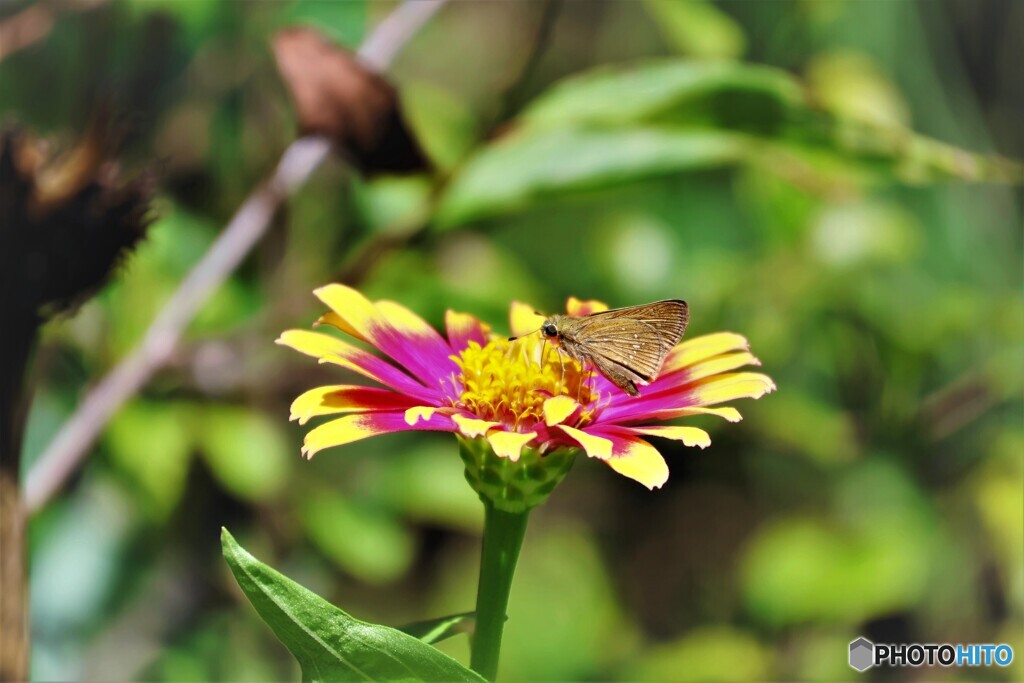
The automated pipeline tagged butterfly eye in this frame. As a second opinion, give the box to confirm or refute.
[542,322,558,337]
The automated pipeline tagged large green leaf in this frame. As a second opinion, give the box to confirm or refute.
[436,128,742,227]
[521,59,1023,180]
[436,59,1022,226]
[221,529,484,683]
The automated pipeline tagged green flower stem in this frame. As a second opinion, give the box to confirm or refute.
[470,500,530,681]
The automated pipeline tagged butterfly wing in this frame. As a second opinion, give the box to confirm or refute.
[569,316,669,382]
[587,350,645,397]
[579,300,689,350]
[570,300,688,377]
[555,299,689,396]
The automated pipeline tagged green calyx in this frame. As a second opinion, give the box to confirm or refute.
[458,436,578,513]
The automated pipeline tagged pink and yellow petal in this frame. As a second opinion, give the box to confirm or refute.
[314,284,455,385]
[590,432,669,489]
[612,405,743,424]
[445,310,490,352]
[277,329,437,402]
[566,297,608,316]
[290,385,418,425]
[600,371,771,423]
[620,425,711,448]
[509,301,545,339]
[663,332,750,374]
[302,411,455,459]
[486,429,537,462]
[543,395,579,426]
[558,425,612,460]
[658,406,743,422]
[660,351,761,386]
[376,299,460,378]
[687,372,776,406]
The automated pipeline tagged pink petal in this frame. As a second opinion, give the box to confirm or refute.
[277,330,440,404]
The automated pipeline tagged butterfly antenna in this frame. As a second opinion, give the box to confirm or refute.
[508,328,543,342]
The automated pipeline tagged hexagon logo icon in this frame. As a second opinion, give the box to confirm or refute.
[849,637,874,672]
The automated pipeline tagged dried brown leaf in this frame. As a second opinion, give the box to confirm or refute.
[272,27,429,174]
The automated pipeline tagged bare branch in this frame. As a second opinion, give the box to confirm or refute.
[0,1,105,63]
[24,0,448,515]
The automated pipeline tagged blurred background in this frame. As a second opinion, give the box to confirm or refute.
[3,0,1021,680]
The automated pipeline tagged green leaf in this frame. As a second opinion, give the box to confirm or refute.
[399,613,477,645]
[437,59,1022,225]
[520,60,803,133]
[436,128,742,227]
[519,59,1023,184]
[221,528,485,683]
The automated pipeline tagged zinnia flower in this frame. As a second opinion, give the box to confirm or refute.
[277,285,774,489]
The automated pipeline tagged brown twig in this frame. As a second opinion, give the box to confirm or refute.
[0,0,106,63]
[24,0,449,515]
[0,3,56,62]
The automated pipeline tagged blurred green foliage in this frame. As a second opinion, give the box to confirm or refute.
[4,0,1021,680]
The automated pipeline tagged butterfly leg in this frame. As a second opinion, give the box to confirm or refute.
[554,347,567,394]
[576,362,584,403]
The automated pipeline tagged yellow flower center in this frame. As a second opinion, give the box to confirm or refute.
[453,336,598,431]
